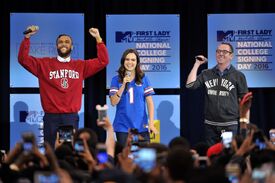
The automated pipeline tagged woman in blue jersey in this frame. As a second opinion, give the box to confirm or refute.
[109,48,158,146]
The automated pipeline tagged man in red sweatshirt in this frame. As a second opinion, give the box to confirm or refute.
[18,25,109,147]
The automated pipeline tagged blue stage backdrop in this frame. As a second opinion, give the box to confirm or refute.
[10,94,85,149]
[10,13,84,87]
[106,14,180,89]
[10,13,85,149]
[106,95,180,145]
[208,13,275,88]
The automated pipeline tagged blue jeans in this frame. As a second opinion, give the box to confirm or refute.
[43,113,79,148]
[116,131,150,147]
[204,123,238,147]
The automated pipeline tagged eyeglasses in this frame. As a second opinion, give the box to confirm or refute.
[216,49,232,55]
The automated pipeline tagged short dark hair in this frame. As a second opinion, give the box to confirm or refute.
[168,136,190,150]
[166,148,194,181]
[56,34,73,45]
[74,128,98,149]
[221,42,234,53]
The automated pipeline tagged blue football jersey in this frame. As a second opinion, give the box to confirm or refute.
[109,75,155,132]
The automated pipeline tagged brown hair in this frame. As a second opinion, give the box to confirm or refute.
[117,48,144,84]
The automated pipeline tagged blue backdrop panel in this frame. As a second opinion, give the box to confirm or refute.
[208,14,275,88]
[10,94,84,149]
[10,13,84,87]
[106,95,180,145]
[106,14,180,89]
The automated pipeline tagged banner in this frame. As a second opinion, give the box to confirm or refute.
[106,14,180,88]
[208,14,275,88]
[106,95,180,145]
[10,94,85,149]
[10,13,84,87]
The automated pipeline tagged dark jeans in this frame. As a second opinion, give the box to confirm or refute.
[204,123,238,147]
[116,131,150,147]
[43,113,79,148]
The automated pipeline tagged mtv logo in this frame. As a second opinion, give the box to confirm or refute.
[115,31,134,43]
[217,31,235,42]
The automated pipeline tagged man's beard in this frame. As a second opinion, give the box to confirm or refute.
[57,48,72,58]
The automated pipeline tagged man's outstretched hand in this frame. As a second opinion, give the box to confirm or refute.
[24,25,39,38]
[239,92,253,118]
[89,28,102,43]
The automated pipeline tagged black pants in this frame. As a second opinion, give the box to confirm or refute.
[116,131,150,147]
[204,123,238,147]
[43,113,79,148]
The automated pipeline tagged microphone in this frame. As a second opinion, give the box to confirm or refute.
[125,71,131,90]
[195,56,208,62]
[23,26,39,35]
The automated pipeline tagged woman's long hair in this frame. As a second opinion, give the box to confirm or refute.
[117,48,144,85]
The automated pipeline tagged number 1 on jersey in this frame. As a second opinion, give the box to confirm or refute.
[129,87,134,104]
